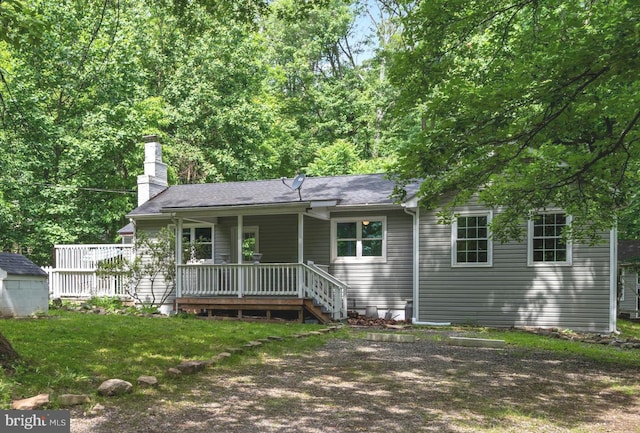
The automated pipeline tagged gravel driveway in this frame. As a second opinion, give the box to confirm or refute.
[71,330,640,432]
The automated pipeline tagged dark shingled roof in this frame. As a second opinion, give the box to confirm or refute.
[0,253,48,277]
[128,173,418,217]
[619,240,640,264]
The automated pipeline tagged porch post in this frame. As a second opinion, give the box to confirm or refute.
[298,212,304,298]
[175,217,183,299]
[298,212,304,263]
[237,215,243,298]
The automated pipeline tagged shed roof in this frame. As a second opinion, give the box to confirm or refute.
[0,253,48,277]
[128,173,418,217]
[619,240,640,264]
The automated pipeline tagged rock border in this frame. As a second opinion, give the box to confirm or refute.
[11,325,342,410]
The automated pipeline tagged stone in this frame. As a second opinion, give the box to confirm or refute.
[137,375,159,388]
[176,360,206,375]
[87,403,105,416]
[97,379,133,396]
[12,393,49,410]
[58,394,91,406]
[244,341,262,348]
[447,336,505,348]
[166,368,182,377]
[366,333,416,343]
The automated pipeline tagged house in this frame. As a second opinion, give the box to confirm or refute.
[0,253,49,317]
[618,240,640,319]
[124,136,617,332]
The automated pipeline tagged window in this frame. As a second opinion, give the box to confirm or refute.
[231,226,259,262]
[452,213,492,266]
[242,228,259,262]
[182,226,214,261]
[528,212,572,265]
[332,217,386,262]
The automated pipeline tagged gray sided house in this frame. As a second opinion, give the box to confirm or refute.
[126,137,617,332]
[0,253,49,317]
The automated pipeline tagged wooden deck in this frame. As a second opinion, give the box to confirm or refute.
[175,296,332,324]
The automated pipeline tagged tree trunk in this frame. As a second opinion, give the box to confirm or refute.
[0,331,19,370]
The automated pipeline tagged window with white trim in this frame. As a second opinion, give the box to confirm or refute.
[331,217,386,262]
[452,213,492,266]
[528,212,572,265]
[231,226,259,262]
[182,225,214,261]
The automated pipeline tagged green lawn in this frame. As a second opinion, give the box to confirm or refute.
[452,320,640,367]
[0,310,337,407]
[2,309,640,410]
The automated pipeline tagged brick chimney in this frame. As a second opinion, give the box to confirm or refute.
[137,135,168,206]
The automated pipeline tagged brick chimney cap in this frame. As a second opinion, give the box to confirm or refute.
[143,134,160,143]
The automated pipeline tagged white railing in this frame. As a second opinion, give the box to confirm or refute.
[302,263,348,320]
[177,263,348,320]
[45,244,135,299]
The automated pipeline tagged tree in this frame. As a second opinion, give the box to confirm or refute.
[97,228,176,310]
[388,0,640,242]
[261,0,394,175]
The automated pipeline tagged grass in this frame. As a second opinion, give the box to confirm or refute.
[3,308,640,413]
[0,309,342,407]
[441,320,640,367]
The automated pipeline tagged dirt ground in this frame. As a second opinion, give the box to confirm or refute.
[71,329,640,433]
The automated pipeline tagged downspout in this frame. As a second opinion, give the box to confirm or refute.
[403,206,452,327]
[297,212,304,299]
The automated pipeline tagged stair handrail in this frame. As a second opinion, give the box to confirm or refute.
[301,262,348,320]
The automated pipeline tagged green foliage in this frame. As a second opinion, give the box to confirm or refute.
[97,228,176,309]
[0,0,401,263]
[389,0,640,242]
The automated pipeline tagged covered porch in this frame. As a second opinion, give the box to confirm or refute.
[172,208,348,323]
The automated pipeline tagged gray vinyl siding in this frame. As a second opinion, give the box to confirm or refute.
[134,219,175,308]
[303,217,330,265]
[254,214,298,263]
[323,209,414,311]
[214,217,233,262]
[218,215,299,263]
[417,206,613,332]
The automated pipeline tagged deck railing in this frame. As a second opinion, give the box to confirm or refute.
[45,244,135,298]
[177,262,348,320]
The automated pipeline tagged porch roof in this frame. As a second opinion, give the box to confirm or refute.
[127,173,418,218]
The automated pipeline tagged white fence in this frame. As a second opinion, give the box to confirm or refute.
[44,244,135,299]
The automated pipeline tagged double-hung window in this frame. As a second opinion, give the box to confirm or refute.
[182,226,214,261]
[332,217,386,262]
[452,213,492,266]
[528,212,572,265]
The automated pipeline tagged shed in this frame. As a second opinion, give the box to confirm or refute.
[0,253,49,317]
